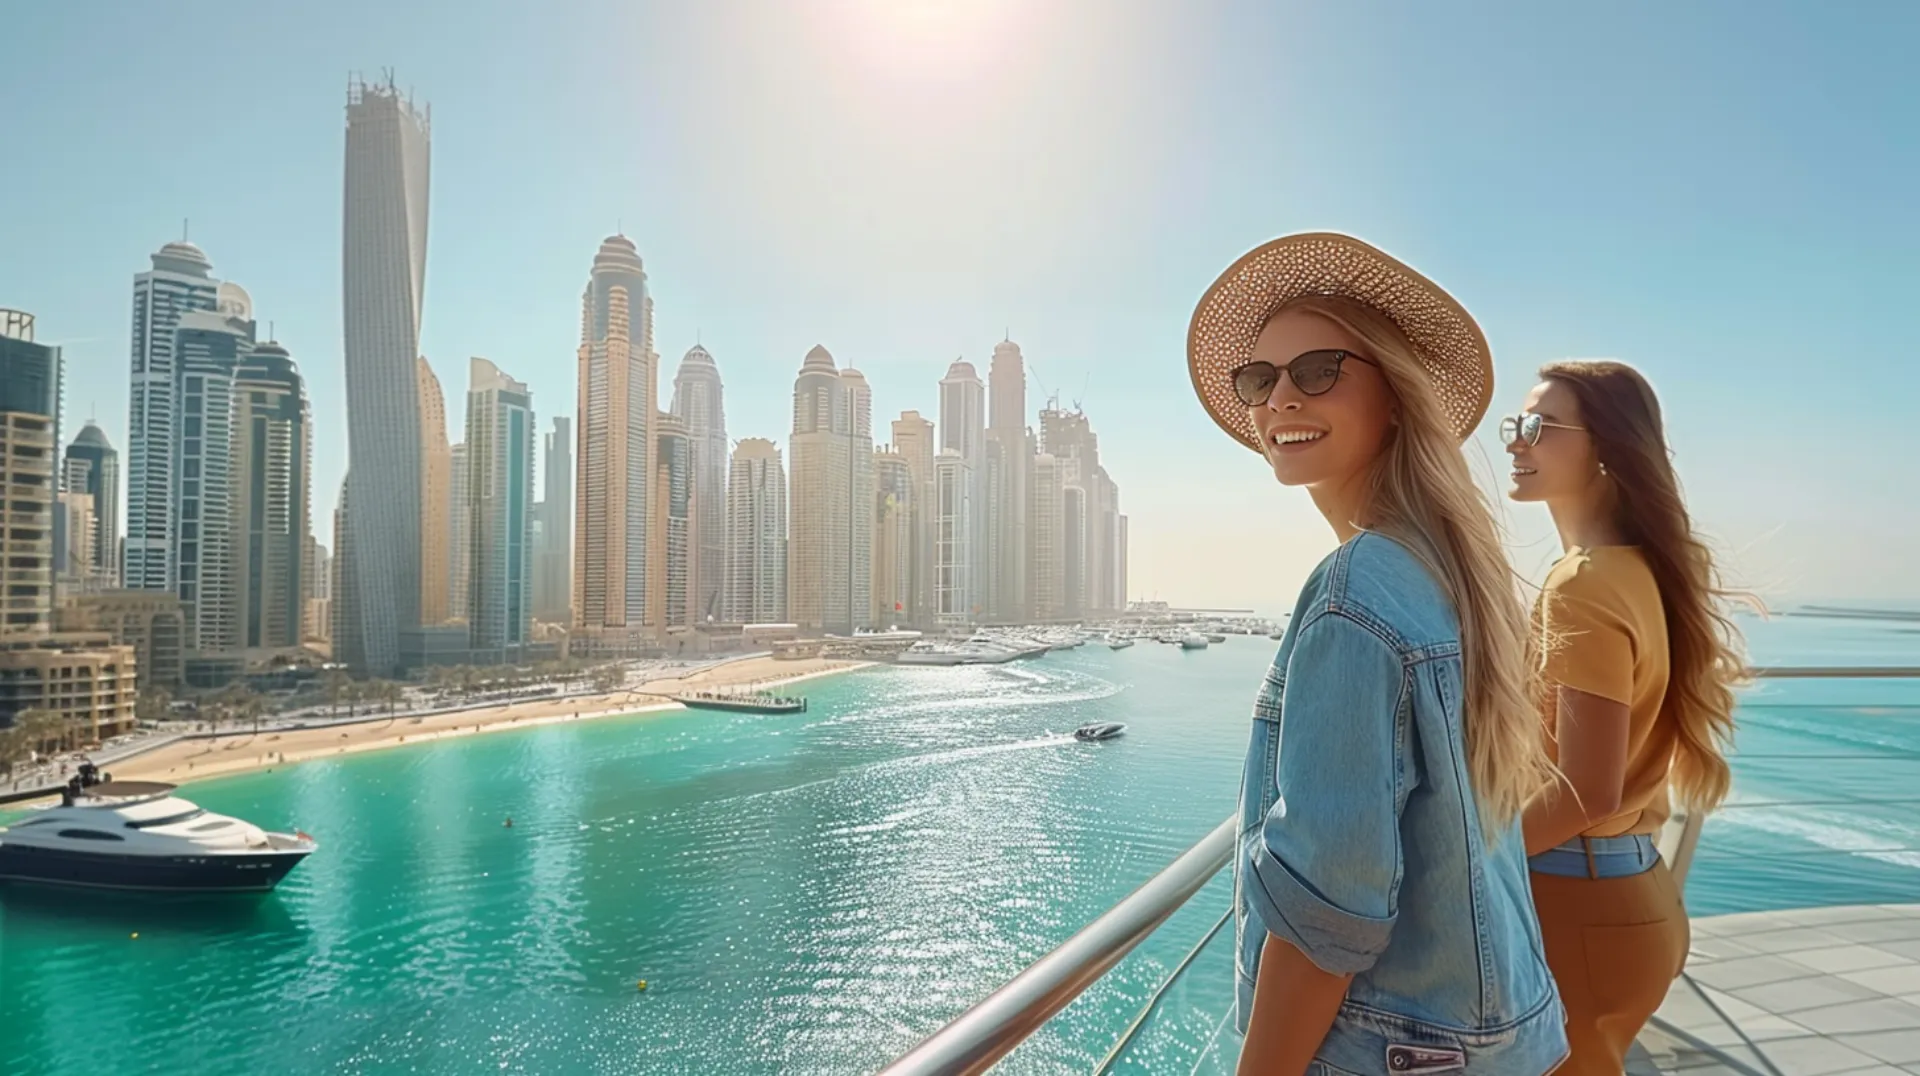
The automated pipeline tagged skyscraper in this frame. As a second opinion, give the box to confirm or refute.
[1039,405,1112,615]
[1028,452,1064,621]
[230,340,310,649]
[840,368,874,634]
[937,360,985,619]
[933,450,974,625]
[125,240,218,591]
[986,339,1029,622]
[889,411,935,626]
[464,358,533,653]
[331,477,359,661]
[533,416,571,623]
[787,346,871,635]
[573,235,654,644]
[871,448,914,627]
[341,75,431,674]
[64,422,119,588]
[173,305,254,651]
[670,345,726,624]
[725,438,786,625]
[0,310,59,634]
[1089,466,1121,614]
[448,442,469,623]
[652,412,695,630]
[416,356,452,626]
[1062,484,1087,619]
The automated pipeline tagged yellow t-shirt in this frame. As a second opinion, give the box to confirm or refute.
[1536,546,1673,838]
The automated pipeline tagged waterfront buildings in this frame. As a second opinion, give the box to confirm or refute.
[463,358,534,655]
[416,356,452,626]
[340,75,431,675]
[937,360,985,620]
[64,422,119,588]
[573,235,654,647]
[0,310,59,636]
[230,341,310,650]
[124,241,217,592]
[532,416,571,624]
[724,438,786,625]
[985,339,1029,623]
[889,411,935,626]
[651,412,695,631]
[871,448,914,627]
[786,347,872,635]
[670,346,725,625]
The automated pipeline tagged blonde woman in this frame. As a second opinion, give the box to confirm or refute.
[1506,361,1745,1073]
[1190,234,1566,1075]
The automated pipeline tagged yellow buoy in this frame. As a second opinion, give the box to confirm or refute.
[130,932,139,939]
[636,980,648,992]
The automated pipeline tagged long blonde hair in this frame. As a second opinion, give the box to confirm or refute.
[1539,361,1747,813]
[1279,295,1555,828]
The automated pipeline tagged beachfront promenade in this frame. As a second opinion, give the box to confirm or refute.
[1,652,864,804]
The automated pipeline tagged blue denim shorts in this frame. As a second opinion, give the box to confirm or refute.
[1527,833,1659,879]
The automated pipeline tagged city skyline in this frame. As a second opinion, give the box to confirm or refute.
[6,3,1916,609]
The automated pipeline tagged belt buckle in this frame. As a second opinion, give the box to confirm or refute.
[1386,1044,1465,1074]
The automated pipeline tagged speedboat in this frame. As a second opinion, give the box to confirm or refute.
[1073,722,1127,742]
[1106,636,1134,650]
[0,780,315,893]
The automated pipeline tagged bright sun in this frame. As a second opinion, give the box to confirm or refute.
[838,0,1022,78]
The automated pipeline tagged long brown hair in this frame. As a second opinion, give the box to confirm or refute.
[1281,296,1555,828]
[1538,360,1748,813]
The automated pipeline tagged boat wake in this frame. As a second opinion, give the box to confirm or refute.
[1715,796,1920,871]
[758,733,1081,800]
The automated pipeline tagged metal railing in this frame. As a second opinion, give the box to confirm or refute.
[876,817,1236,1076]
[882,667,1918,1075]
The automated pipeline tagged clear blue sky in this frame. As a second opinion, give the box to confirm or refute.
[3,0,1915,610]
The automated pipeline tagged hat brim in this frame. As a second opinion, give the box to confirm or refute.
[1188,232,1493,450]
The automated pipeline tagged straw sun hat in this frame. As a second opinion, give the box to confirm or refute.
[1187,232,1494,450]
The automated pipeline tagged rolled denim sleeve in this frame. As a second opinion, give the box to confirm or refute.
[1245,610,1410,976]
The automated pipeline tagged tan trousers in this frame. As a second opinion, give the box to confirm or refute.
[1531,858,1690,1075]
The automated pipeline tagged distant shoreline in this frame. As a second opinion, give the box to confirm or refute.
[9,656,876,804]
[1784,605,1920,624]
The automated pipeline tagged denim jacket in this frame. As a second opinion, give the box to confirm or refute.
[1233,533,1567,1075]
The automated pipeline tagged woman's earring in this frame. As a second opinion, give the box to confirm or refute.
[1598,462,1608,476]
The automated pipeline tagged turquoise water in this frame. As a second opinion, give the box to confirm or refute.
[2,615,1915,1075]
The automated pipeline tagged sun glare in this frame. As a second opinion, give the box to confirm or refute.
[836,0,1024,80]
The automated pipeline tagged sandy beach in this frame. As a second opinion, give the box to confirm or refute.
[97,655,873,790]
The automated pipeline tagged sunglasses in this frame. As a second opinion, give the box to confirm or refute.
[1230,349,1375,407]
[1499,412,1587,446]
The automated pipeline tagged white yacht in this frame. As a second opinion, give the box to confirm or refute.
[896,638,1047,667]
[0,780,316,893]
[1106,636,1134,650]
[1179,633,1210,650]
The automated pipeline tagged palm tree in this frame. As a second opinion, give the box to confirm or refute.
[323,669,352,717]
[135,684,173,727]
[14,708,69,755]
[0,722,28,782]
[217,685,267,740]
[590,663,625,695]
[368,680,403,727]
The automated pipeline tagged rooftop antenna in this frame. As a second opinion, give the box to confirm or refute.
[269,320,276,341]
[617,217,623,237]
[182,218,189,242]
